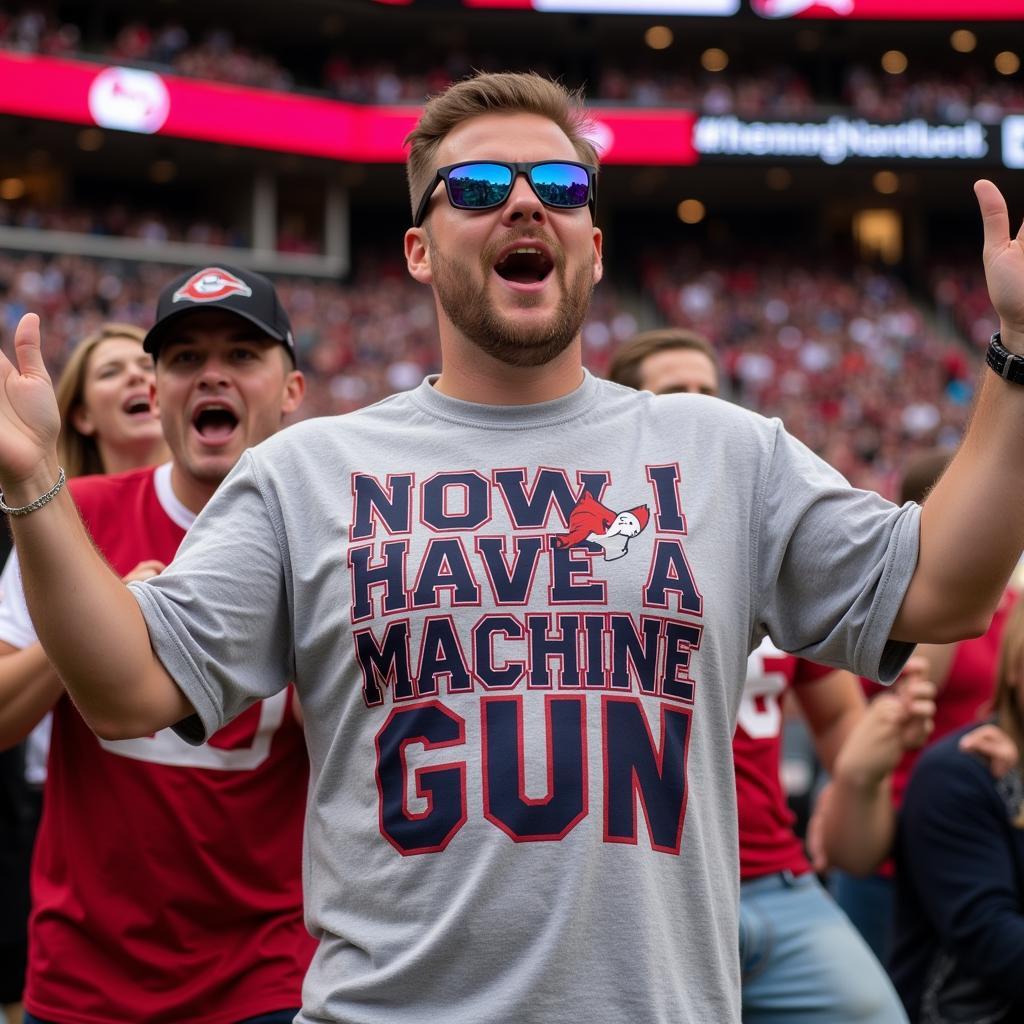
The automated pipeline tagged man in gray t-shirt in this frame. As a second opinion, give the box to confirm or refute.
[2,72,1024,1024]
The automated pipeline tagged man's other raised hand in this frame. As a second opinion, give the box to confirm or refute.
[975,179,1024,345]
[0,313,62,499]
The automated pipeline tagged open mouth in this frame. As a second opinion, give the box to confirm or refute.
[192,405,239,445]
[494,247,554,285]
[122,395,153,417]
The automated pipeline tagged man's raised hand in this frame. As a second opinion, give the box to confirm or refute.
[975,179,1024,343]
[0,314,62,497]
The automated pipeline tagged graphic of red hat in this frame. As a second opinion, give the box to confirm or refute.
[554,493,650,562]
[172,267,253,303]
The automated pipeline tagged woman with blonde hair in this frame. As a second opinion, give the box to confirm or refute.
[54,323,167,479]
[0,322,166,1024]
[891,597,1024,1022]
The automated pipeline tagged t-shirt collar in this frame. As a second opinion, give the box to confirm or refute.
[410,369,600,429]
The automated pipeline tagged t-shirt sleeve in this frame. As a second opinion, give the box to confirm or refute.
[755,420,919,683]
[0,550,39,649]
[129,451,293,745]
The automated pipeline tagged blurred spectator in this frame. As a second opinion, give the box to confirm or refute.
[0,8,292,91]
[0,199,255,251]
[598,63,816,117]
[173,28,293,92]
[639,252,977,497]
[891,596,1024,1022]
[607,326,720,395]
[931,261,1000,351]
[844,64,1024,124]
[832,449,1016,964]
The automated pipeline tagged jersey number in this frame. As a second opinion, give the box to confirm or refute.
[736,642,790,740]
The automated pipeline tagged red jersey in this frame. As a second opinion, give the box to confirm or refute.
[23,466,314,1024]
[734,637,832,881]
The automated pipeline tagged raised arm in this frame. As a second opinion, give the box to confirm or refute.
[810,659,935,875]
[0,551,62,747]
[793,668,866,775]
[892,180,1024,643]
[0,314,192,739]
[0,556,171,748]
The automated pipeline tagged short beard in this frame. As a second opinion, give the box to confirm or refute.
[429,232,594,368]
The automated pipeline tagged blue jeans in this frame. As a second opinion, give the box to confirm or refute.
[831,868,895,966]
[741,871,907,1023]
[25,1011,298,1024]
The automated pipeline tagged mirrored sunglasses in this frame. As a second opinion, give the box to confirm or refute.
[413,160,597,228]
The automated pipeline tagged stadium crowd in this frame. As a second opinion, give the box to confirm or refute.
[0,202,249,250]
[932,260,1002,350]
[843,65,1024,122]
[642,251,975,495]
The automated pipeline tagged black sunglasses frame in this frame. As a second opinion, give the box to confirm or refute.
[412,160,598,228]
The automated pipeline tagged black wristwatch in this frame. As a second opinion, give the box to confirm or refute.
[986,331,1024,385]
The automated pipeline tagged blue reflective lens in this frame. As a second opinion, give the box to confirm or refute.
[529,163,591,208]
[448,163,514,209]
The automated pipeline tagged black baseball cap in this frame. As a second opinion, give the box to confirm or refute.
[143,264,297,365]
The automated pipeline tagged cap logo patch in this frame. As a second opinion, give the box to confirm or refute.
[172,268,253,304]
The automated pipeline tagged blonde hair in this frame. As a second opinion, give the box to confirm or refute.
[56,323,147,478]
[404,71,599,221]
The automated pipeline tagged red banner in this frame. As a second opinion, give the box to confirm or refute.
[0,52,697,165]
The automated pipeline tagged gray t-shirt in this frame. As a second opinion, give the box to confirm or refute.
[131,372,919,1024]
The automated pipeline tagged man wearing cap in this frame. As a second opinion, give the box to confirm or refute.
[0,265,311,1024]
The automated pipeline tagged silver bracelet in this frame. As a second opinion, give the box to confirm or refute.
[0,467,66,517]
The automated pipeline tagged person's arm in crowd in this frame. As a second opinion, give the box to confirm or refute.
[960,723,1019,777]
[0,639,63,749]
[0,315,190,739]
[891,181,1024,644]
[0,558,167,749]
[900,748,1024,1007]
[0,548,63,747]
[908,640,955,693]
[813,663,936,875]
[792,668,866,774]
